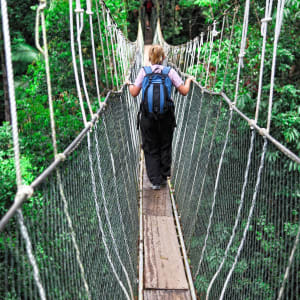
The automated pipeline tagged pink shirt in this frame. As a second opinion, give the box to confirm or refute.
[134,65,184,88]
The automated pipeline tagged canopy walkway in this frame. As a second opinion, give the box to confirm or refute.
[1,0,299,299]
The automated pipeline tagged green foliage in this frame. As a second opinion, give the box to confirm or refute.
[0,123,37,215]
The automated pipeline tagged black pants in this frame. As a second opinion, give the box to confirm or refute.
[140,112,175,185]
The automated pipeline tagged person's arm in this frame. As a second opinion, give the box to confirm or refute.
[125,68,144,97]
[126,81,142,97]
[177,77,194,96]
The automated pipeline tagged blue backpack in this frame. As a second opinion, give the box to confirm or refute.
[141,66,173,117]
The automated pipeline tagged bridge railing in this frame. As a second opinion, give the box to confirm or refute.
[0,0,144,299]
[153,1,300,298]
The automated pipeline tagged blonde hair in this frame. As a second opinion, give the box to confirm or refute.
[148,45,165,65]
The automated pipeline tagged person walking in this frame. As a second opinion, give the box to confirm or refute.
[143,0,154,29]
[126,45,193,190]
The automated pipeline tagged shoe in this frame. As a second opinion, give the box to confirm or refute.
[152,184,160,190]
[161,179,167,186]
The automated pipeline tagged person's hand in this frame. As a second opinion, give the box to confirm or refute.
[125,79,133,86]
[188,76,196,82]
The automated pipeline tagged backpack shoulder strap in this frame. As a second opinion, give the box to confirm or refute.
[143,66,153,75]
[162,66,171,76]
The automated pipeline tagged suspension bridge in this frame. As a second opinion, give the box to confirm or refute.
[0,0,299,299]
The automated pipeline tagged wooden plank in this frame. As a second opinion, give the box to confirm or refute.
[143,172,172,217]
[144,215,189,290]
[144,290,191,300]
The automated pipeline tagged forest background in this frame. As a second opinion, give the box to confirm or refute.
[0,0,299,215]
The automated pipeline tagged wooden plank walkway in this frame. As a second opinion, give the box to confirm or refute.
[142,168,191,299]
[141,45,192,299]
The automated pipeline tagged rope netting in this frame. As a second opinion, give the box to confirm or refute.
[1,91,140,299]
[1,0,143,299]
[172,89,299,299]
[153,1,300,299]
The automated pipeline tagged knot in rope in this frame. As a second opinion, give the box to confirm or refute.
[86,0,93,15]
[86,121,93,130]
[229,103,235,111]
[38,0,47,10]
[92,114,99,124]
[248,119,256,129]
[238,51,246,59]
[74,8,84,13]
[261,17,272,23]
[56,153,67,162]
[101,102,107,110]
[261,17,272,36]
[15,185,34,202]
[212,21,219,37]
[259,128,268,137]
[238,51,246,68]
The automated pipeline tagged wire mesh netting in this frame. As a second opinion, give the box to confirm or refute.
[0,90,140,300]
[171,83,300,300]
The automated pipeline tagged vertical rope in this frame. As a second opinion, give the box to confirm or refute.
[17,210,47,300]
[277,222,300,300]
[69,0,87,125]
[222,6,238,92]
[254,0,273,123]
[266,0,286,132]
[213,13,226,90]
[1,0,22,187]
[35,0,58,156]
[75,0,94,117]
[86,0,101,107]
[107,14,119,89]
[37,1,91,297]
[100,0,114,88]
[95,0,109,88]
[2,0,46,298]
[233,0,250,106]
[205,20,218,89]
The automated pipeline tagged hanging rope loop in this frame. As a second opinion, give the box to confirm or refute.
[212,20,219,37]
[35,0,47,55]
